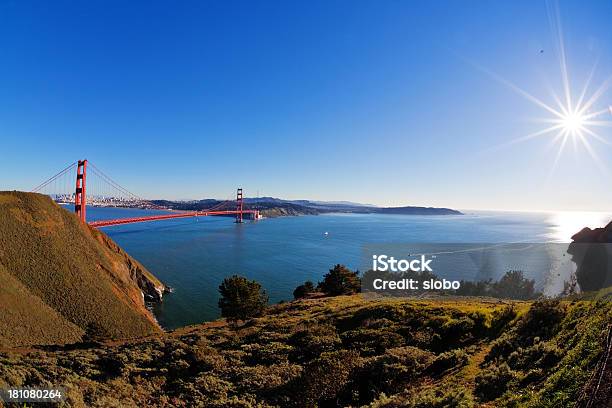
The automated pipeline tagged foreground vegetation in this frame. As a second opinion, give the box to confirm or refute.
[0,294,609,407]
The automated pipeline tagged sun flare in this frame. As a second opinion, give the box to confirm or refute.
[560,112,585,133]
[482,2,612,174]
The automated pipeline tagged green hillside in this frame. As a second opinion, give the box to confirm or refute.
[0,295,609,407]
[0,191,166,347]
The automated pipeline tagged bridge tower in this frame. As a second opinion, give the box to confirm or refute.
[74,159,87,223]
[236,188,243,223]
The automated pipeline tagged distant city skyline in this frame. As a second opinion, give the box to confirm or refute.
[1,0,612,211]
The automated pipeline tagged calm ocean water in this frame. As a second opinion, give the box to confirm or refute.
[79,206,611,329]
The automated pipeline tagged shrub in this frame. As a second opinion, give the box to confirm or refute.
[489,305,517,336]
[288,324,341,362]
[439,314,485,347]
[517,299,565,340]
[233,363,301,394]
[293,281,315,299]
[96,355,126,379]
[507,340,563,371]
[491,270,539,300]
[193,373,233,401]
[359,346,435,399]
[385,346,434,373]
[188,345,226,371]
[455,270,540,300]
[318,264,361,296]
[241,342,293,365]
[405,387,474,408]
[429,348,469,375]
[474,362,515,401]
[218,275,269,323]
[297,350,360,406]
[340,328,405,355]
[487,336,516,361]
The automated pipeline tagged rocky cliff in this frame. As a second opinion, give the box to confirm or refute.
[569,221,612,292]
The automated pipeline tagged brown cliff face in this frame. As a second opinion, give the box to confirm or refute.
[0,191,166,347]
[571,221,612,243]
[568,221,612,292]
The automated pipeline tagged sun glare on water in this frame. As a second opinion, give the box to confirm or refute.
[547,210,612,242]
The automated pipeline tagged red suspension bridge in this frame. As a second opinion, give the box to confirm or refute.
[32,159,260,228]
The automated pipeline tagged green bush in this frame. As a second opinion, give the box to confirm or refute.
[474,362,515,401]
[340,328,405,356]
[507,340,563,371]
[429,348,469,375]
[296,350,360,406]
[487,336,517,362]
[489,305,517,336]
[241,342,293,365]
[455,270,540,300]
[404,387,474,408]
[288,324,341,362]
[517,299,565,340]
[318,264,361,296]
[491,270,539,300]
[358,346,435,400]
[218,275,269,322]
[187,345,227,371]
[293,281,316,299]
[439,314,486,347]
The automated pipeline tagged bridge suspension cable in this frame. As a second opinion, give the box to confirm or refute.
[87,162,144,202]
[31,159,259,226]
[31,161,77,194]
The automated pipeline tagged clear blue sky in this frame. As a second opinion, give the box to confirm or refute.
[1,0,611,211]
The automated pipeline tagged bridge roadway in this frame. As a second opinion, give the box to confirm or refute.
[88,209,260,228]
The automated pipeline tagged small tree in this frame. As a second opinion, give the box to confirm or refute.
[492,270,538,300]
[293,281,316,299]
[318,264,361,296]
[218,275,268,322]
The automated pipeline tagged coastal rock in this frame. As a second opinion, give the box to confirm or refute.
[568,221,612,292]
[90,228,168,302]
[571,221,612,242]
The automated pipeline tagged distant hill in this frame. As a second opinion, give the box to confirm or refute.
[151,196,462,217]
[371,206,462,215]
[0,191,166,347]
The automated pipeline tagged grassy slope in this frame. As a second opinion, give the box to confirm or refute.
[0,294,609,407]
[0,192,163,347]
[0,263,83,347]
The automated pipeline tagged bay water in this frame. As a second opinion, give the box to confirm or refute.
[82,207,611,329]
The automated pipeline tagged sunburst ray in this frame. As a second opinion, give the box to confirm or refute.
[483,0,611,175]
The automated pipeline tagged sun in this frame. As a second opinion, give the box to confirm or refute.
[476,5,612,174]
[479,1,612,174]
[560,112,586,133]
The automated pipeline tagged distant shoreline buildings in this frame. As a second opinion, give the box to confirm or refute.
[51,194,163,210]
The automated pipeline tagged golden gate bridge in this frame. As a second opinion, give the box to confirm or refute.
[32,159,260,228]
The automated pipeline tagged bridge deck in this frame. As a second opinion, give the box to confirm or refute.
[88,210,259,228]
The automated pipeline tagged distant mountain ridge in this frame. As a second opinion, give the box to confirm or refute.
[150,196,462,217]
[243,197,376,208]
